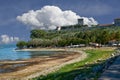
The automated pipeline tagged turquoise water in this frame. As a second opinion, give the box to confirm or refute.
[0,44,64,61]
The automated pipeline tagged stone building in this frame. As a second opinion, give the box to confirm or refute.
[114,18,120,26]
[78,19,84,25]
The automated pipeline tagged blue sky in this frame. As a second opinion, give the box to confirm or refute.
[0,0,120,42]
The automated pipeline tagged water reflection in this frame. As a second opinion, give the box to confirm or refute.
[29,51,65,58]
[0,45,66,60]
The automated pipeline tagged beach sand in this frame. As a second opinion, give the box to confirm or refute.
[0,48,87,80]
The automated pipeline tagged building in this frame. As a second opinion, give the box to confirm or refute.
[114,18,120,26]
[56,26,61,31]
[98,24,113,27]
[56,18,120,31]
[98,18,120,27]
[78,19,84,25]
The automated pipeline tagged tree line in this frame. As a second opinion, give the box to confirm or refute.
[16,26,120,49]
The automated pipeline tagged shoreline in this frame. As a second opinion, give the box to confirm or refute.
[15,47,67,52]
[24,49,87,80]
[0,48,87,80]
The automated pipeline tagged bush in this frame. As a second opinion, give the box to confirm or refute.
[16,41,27,49]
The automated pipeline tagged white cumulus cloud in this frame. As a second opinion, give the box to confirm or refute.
[82,17,98,26]
[17,5,98,29]
[0,34,20,44]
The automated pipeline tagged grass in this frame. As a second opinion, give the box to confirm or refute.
[32,47,116,80]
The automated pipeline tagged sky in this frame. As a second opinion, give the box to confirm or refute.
[0,0,120,44]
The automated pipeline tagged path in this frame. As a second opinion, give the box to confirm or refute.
[98,56,120,80]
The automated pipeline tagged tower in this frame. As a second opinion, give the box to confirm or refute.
[78,19,84,25]
[114,18,120,26]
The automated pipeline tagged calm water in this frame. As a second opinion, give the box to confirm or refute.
[0,44,64,61]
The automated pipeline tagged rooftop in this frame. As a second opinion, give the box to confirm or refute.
[98,24,113,27]
[114,18,120,20]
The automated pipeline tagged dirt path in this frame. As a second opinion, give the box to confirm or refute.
[0,49,87,80]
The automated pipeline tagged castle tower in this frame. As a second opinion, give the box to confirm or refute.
[114,18,120,26]
[78,19,84,25]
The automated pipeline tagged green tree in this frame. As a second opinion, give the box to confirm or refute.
[30,29,47,39]
[16,41,27,49]
[115,31,120,41]
[98,30,110,44]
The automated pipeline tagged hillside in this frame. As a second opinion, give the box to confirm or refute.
[16,25,120,48]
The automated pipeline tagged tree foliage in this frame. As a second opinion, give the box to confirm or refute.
[30,29,47,39]
[16,41,27,49]
[16,26,120,48]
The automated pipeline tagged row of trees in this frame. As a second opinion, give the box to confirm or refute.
[16,26,120,49]
[76,29,120,44]
[16,38,86,49]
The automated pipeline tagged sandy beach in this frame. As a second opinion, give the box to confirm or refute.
[0,48,87,80]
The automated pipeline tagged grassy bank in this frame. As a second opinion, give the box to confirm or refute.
[32,47,116,80]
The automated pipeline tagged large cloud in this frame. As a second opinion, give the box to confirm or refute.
[0,34,19,44]
[17,5,98,30]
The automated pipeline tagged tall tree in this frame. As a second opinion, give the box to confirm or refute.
[30,29,47,39]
